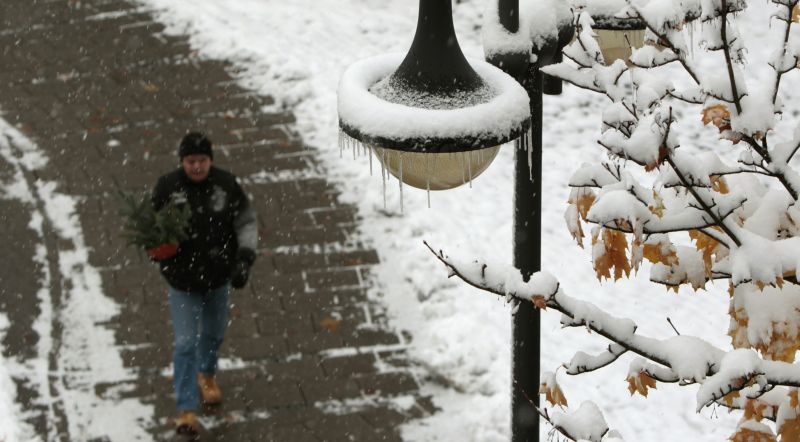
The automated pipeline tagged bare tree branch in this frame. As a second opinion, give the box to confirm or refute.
[770,3,796,105]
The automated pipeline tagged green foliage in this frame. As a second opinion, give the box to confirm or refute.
[118,191,191,249]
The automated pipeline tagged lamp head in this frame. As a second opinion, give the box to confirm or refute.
[337,0,530,192]
[586,1,646,65]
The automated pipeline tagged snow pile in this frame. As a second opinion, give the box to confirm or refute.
[550,401,610,442]
[574,0,633,21]
[483,0,572,60]
[696,348,762,410]
[481,1,531,59]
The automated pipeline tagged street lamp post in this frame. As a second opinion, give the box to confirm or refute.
[489,2,572,440]
[337,1,572,440]
[511,62,544,441]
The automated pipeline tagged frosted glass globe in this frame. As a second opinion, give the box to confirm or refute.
[595,28,645,65]
[372,146,500,191]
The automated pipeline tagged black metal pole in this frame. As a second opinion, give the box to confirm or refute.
[542,52,563,95]
[512,64,542,442]
[497,0,519,32]
[392,0,482,93]
[489,0,528,80]
[491,1,564,439]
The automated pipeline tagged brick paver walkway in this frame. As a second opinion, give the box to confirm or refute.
[0,0,430,440]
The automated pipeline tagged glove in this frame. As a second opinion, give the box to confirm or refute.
[231,248,256,289]
[146,243,179,262]
[231,260,250,289]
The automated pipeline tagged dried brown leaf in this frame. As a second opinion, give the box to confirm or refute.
[729,427,776,442]
[689,229,720,276]
[648,191,666,218]
[531,295,547,310]
[142,82,160,93]
[702,104,731,129]
[594,229,631,281]
[320,317,341,333]
[645,144,669,172]
[722,390,740,408]
[576,192,596,221]
[626,371,657,398]
[643,242,678,266]
[779,417,800,442]
[744,399,770,422]
[710,175,730,194]
[539,381,568,408]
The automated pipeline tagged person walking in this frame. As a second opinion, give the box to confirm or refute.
[151,132,258,436]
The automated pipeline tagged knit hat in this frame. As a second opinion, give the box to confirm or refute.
[178,132,213,160]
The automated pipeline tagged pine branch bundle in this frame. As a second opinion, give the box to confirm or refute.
[118,191,191,250]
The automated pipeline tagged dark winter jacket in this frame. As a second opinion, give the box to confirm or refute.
[151,166,258,292]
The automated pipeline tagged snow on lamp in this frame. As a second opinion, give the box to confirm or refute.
[337,0,530,191]
[482,0,575,95]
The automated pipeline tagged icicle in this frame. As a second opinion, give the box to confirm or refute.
[368,146,373,176]
[460,151,466,184]
[352,139,356,160]
[381,150,387,210]
[399,153,404,213]
[426,180,431,208]
[630,68,636,115]
[467,151,473,188]
[339,133,344,158]
[426,153,432,209]
[527,129,534,182]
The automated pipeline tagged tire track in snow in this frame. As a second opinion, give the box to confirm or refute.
[0,124,66,441]
[0,119,154,441]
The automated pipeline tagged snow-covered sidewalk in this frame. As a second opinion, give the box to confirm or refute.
[0,0,427,439]
[0,116,153,440]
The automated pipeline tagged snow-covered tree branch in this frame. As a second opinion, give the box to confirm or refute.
[428,0,800,439]
[425,240,800,439]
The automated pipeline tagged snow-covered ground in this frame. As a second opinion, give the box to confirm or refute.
[0,313,29,442]
[129,0,800,440]
[0,119,153,441]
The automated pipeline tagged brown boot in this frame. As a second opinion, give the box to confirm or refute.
[198,373,222,405]
[174,410,200,436]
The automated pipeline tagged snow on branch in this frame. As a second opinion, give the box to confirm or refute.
[424,243,800,411]
[565,344,627,375]
[549,402,615,442]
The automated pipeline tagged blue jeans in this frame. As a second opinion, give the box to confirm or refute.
[168,283,230,412]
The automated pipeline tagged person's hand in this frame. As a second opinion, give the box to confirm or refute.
[231,260,250,288]
[231,248,256,289]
